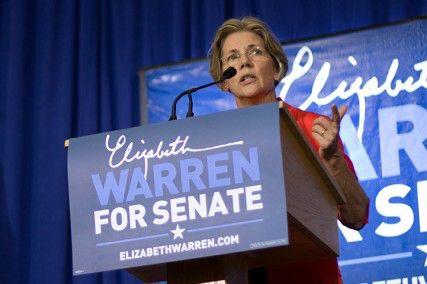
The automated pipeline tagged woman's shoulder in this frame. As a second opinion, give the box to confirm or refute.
[282,101,322,129]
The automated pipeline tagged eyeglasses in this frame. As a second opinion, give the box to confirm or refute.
[221,45,269,66]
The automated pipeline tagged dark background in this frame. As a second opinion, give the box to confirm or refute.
[1,0,426,283]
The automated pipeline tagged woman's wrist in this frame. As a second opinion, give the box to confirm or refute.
[322,151,347,175]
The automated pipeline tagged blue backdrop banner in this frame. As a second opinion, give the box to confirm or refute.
[143,20,427,284]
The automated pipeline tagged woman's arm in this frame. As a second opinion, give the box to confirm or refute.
[322,150,369,230]
[311,105,370,230]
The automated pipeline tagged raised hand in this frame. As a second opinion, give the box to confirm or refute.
[311,104,347,160]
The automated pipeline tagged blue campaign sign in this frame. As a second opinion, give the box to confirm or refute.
[143,20,427,283]
[67,103,288,275]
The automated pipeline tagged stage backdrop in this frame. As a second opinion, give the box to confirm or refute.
[141,19,427,284]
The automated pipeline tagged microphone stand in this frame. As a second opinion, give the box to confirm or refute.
[169,67,237,121]
[168,81,221,121]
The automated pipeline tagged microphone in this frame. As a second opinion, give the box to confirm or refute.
[169,67,237,121]
[222,67,238,80]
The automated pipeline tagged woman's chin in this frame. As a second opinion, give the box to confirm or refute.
[233,89,277,107]
[236,88,263,98]
[239,90,268,100]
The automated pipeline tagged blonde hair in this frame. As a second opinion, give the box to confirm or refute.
[208,16,288,85]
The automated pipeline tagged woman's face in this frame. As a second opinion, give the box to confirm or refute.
[221,31,280,103]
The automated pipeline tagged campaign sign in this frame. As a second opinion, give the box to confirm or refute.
[67,103,288,275]
[142,20,427,283]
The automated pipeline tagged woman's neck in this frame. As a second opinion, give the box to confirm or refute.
[235,91,277,108]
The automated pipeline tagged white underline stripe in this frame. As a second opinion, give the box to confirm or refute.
[96,233,169,246]
[338,252,413,266]
[187,219,263,233]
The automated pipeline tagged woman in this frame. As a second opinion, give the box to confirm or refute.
[208,17,369,283]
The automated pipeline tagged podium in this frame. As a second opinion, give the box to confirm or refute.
[125,102,346,283]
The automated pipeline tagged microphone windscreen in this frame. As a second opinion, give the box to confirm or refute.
[222,67,237,80]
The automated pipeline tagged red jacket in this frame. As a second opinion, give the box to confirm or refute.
[266,102,358,284]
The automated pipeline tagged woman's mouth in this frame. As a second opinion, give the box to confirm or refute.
[240,74,256,85]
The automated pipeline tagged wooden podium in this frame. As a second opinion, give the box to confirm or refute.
[127,102,346,283]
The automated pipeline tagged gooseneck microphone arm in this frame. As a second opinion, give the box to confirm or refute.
[168,67,237,121]
[187,93,194,118]
[168,81,218,121]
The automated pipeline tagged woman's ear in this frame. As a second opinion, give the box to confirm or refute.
[273,69,281,82]
[273,61,283,82]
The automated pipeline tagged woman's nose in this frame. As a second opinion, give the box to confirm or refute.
[239,53,252,69]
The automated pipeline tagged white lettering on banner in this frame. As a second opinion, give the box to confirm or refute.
[279,46,427,140]
[245,185,263,210]
[152,185,263,226]
[119,234,240,261]
[418,181,427,233]
[105,134,244,178]
[367,275,426,284]
[335,104,426,181]
[94,185,263,234]
[339,115,377,181]
[417,245,427,267]
[208,192,228,217]
[94,209,109,234]
[376,184,414,237]
[129,204,147,229]
[170,197,187,223]
[111,207,129,232]
[378,104,427,178]
[336,104,426,241]
[226,187,245,213]
[338,220,363,242]
[94,205,147,234]
[152,200,169,225]
[341,180,427,242]
[188,195,208,219]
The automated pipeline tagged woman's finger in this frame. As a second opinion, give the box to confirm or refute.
[313,119,337,138]
[331,104,339,124]
[313,116,333,129]
[312,131,329,146]
[312,124,326,135]
[337,105,348,121]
